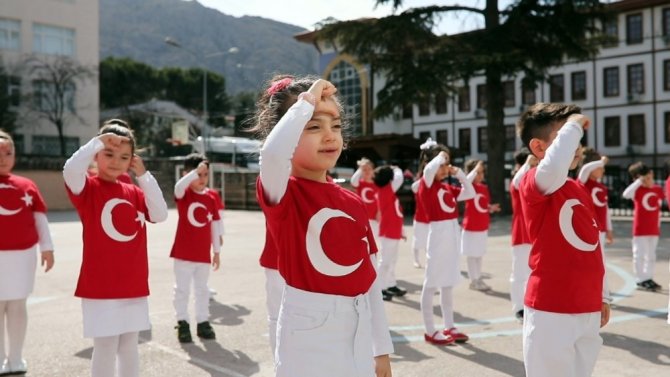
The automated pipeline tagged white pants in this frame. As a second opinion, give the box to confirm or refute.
[599,232,611,297]
[275,286,374,377]
[510,244,531,313]
[631,236,658,282]
[378,237,400,289]
[523,307,602,377]
[411,221,429,264]
[173,259,211,323]
[264,268,285,360]
[369,220,379,244]
[0,299,27,366]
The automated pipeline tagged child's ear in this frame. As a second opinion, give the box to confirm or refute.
[528,138,546,159]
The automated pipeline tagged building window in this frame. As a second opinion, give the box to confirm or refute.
[418,131,431,142]
[32,80,76,113]
[505,125,516,152]
[603,67,619,97]
[1,75,21,107]
[627,63,644,95]
[664,112,670,144]
[522,82,536,105]
[476,84,486,110]
[33,23,75,56]
[0,18,20,51]
[664,60,670,91]
[626,13,643,45]
[628,114,645,145]
[663,8,670,37]
[327,61,362,135]
[459,128,471,155]
[603,18,618,48]
[402,103,412,119]
[571,71,587,101]
[32,135,79,156]
[604,117,621,147]
[503,81,515,108]
[436,130,448,146]
[418,97,430,116]
[477,127,488,153]
[549,74,564,102]
[458,86,470,112]
[435,92,447,114]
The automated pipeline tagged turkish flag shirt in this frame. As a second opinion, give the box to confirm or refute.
[520,169,604,313]
[510,181,530,246]
[257,176,378,296]
[66,176,151,299]
[581,179,609,232]
[355,181,379,220]
[259,227,279,269]
[632,185,663,236]
[0,174,47,250]
[417,179,461,222]
[462,182,490,231]
[170,188,222,263]
[377,184,403,239]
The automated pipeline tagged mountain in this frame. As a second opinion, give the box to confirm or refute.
[100,0,319,94]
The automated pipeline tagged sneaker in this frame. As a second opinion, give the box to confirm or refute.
[413,261,422,268]
[175,320,192,343]
[381,290,394,301]
[2,359,27,375]
[0,359,10,375]
[515,310,524,323]
[197,321,216,340]
[424,331,455,345]
[386,286,407,297]
[647,280,662,290]
[443,327,469,343]
[637,280,654,291]
[469,280,478,290]
[476,278,491,291]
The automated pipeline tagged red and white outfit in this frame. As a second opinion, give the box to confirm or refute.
[665,176,670,325]
[461,171,492,283]
[350,169,379,239]
[519,122,607,377]
[510,164,532,314]
[418,155,475,339]
[0,174,53,371]
[622,179,663,283]
[171,171,223,324]
[376,167,404,289]
[257,98,392,377]
[411,180,428,267]
[63,137,167,377]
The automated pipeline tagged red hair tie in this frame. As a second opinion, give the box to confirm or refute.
[266,77,293,96]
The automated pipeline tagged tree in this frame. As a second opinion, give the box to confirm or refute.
[99,57,163,109]
[24,55,96,156]
[0,64,18,135]
[320,0,609,206]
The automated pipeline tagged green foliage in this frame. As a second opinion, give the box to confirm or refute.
[0,65,17,135]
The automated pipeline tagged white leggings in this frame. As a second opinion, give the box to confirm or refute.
[91,332,139,377]
[420,286,454,335]
[0,299,27,365]
[467,257,482,281]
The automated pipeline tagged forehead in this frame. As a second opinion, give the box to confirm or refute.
[103,142,133,154]
[0,139,13,151]
[313,97,340,117]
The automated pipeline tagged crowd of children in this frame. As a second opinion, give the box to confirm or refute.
[2,74,669,377]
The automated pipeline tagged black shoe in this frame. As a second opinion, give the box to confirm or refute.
[381,290,393,301]
[637,280,654,291]
[515,310,524,323]
[175,320,192,343]
[385,286,407,297]
[648,279,662,290]
[197,321,216,340]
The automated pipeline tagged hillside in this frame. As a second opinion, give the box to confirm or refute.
[100,0,319,94]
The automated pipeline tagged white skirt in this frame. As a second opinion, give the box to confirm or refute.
[0,245,37,300]
[461,230,488,257]
[424,219,462,288]
[412,220,429,251]
[82,297,150,338]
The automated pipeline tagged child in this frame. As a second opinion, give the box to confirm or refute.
[351,157,379,239]
[251,76,392,376]
[63,119,168,377]
[0,130,54,375]
[171,153,222,343]
[622,162,664,291]
[461,160,500,291]
[578,148,613,297]
[509,149,536,322]
[516,103,610,377]
[410,138,437,269]
[418,145,475,345]
[374,165,406,301]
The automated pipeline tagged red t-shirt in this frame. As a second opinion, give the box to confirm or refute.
[376,184,403,239]
[462,182,490,231]
[510,181,530,246]
[66,176,152,299]
[520,169,604,313]
[631,185,664,236]
[0,174,47,250]
[355,180,378,221]
[581,179,609,232]
[257,176,377,296]
[417,178,461,222]
[259,227,278,269]
[170,188,222,263]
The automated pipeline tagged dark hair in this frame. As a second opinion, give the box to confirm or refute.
[581,147,601,165]
[464,159,481,174]
[184,152,208,172]
[248,74,348,143]
[373,165,394,187]
[98,119,136,154]
[516,103,582,152]
[628,161,650,178]
[514,148,530,167]
[416,144,450,179]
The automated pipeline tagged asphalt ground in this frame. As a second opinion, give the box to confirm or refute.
[16,210,670,376]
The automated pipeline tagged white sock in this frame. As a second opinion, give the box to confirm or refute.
[421,286,437,335]
[0,300,7,359]
[92,335,119,377]
[440,287,454,329]
[6,299,27,365]
[117,332,139,377]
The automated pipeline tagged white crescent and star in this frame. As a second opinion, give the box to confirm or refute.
[101,198,141,243]
[641,192,659,211]
[438,188,456,213]
[473,193,488,213]
[591,187,607,207]
[0,183,28,216]
[558,199,598,252]
[306,208,363,277]
[361,187,375,204]
[187,202,210,228]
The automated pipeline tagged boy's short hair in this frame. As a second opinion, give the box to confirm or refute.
[373,165,394,187]
[582,147,601,164]
[184,153,208,172]
[514,148,530,166]
[628,161,650,178]
[464,159,480,174]
[516,103,582,151]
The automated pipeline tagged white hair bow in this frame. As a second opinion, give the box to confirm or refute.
[420,137,437,150]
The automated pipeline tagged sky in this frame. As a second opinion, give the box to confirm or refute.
[196,0,515,35]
